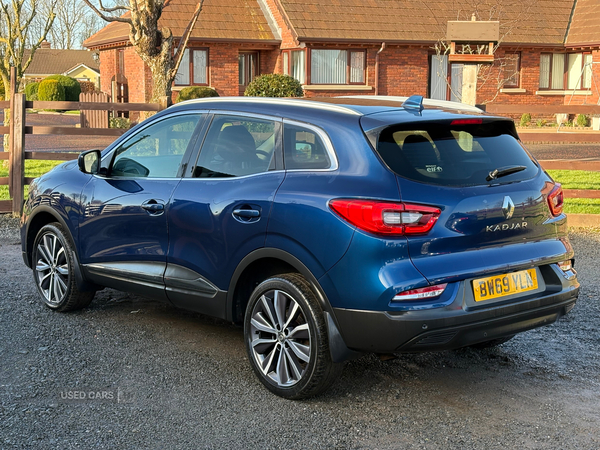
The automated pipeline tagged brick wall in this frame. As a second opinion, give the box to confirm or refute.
[122,46,147,103]
[98,49,116,98]
[262,0,297,48]
[378,46,429,97]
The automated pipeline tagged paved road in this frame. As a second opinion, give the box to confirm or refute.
[526,143,600,161]
[1,216,599,449]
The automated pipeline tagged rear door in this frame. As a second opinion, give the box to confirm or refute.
[166,112,284,317]
[365,117,570,285]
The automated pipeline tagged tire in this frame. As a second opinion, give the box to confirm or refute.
[244,273,343,399]
[32,223,95,312]
[469,335,515,349]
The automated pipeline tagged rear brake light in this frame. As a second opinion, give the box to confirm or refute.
[393,284,448,301]
[329,199,441,236]
[450,118,482,126]
[547,183,564,217]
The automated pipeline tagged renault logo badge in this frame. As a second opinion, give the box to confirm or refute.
[502,196,515,219]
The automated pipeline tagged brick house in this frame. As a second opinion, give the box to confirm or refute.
[84,0,600,107]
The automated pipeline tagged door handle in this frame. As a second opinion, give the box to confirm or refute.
[233,209,260,218]
[141,199,165,214]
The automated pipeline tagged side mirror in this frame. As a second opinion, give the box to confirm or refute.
[78,149,101,174]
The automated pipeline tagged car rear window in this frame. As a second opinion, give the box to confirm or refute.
[375,120,538,187]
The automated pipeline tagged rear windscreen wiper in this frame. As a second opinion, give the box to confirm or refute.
[486,165,527,182]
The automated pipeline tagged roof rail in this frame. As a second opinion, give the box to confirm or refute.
[340,95,484,114]
[179,96,362,116]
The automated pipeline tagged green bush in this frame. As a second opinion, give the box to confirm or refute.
[244,74,304,98]
[43,75,81,101]
[38,79,65,102]
[175,86,219,103]
[0,77,4,100]
[110,117,131,129]
[576,114,589,127]
[519,113,531,127]
[25,82,39,101]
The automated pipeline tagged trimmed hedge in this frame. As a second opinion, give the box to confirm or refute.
[25,82,39,101]
[79,81,97,94]
[175,86,219,103]
[38,79,65,102]
[244,74,304,98]
[43,75,81,101]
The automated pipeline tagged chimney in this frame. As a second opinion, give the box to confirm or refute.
[41,41,51,49]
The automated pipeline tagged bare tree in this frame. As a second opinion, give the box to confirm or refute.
[82,0,204,103]
[422,0,538,104]
[0,0,56,93]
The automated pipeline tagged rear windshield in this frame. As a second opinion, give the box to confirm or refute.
[375,120,538,187]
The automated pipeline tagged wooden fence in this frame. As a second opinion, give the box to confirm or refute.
[0,69,168,214]
[80,91,111,128]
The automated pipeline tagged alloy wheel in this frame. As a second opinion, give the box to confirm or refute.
[35,232,69,305]
[248,289,311,387]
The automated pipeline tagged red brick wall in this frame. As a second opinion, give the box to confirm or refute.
[122,46,147,103]
[378,46,429,97]
[98,49,116,98]
[208,43,240,97]
[263,0,297,48]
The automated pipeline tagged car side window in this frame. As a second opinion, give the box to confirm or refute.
[110,114,202,178]
[193,115,278,178]
[283,123,331,170]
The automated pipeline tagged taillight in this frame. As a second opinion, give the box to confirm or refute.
[393,284,448,301]
[329,199,441,236]
[547,183,564,217]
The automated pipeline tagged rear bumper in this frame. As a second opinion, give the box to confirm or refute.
[332,280,579,353]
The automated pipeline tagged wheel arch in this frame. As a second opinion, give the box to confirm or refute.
[25,206,97,293]
[227,248,332,324]
[227,248,360,363]
[24,206,73,267]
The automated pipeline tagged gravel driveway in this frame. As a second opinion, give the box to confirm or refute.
[0,215,599,449]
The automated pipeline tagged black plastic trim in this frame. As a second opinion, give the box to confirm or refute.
[333,286,579,353]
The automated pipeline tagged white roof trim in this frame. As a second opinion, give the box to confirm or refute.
[64,63,100,75]
[180,97,362,116]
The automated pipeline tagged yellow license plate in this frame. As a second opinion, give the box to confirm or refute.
[472,269,538,302]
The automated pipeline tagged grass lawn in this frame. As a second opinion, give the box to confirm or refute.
[1,164,599,215]
[0,160,64,201]
[546,170,600,214]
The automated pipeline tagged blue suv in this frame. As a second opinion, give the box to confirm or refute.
[21,96,580,398]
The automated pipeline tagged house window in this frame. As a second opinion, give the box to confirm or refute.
[117,49,125,75]
[503,52,521,88]
[539,52,592,90]
[175,48,208,86]
[239,52,259,86]
[283,49,306,84]
[309,49,366,84]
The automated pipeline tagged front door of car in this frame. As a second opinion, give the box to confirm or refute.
[166,113,284,318]
[78,112,205,300]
